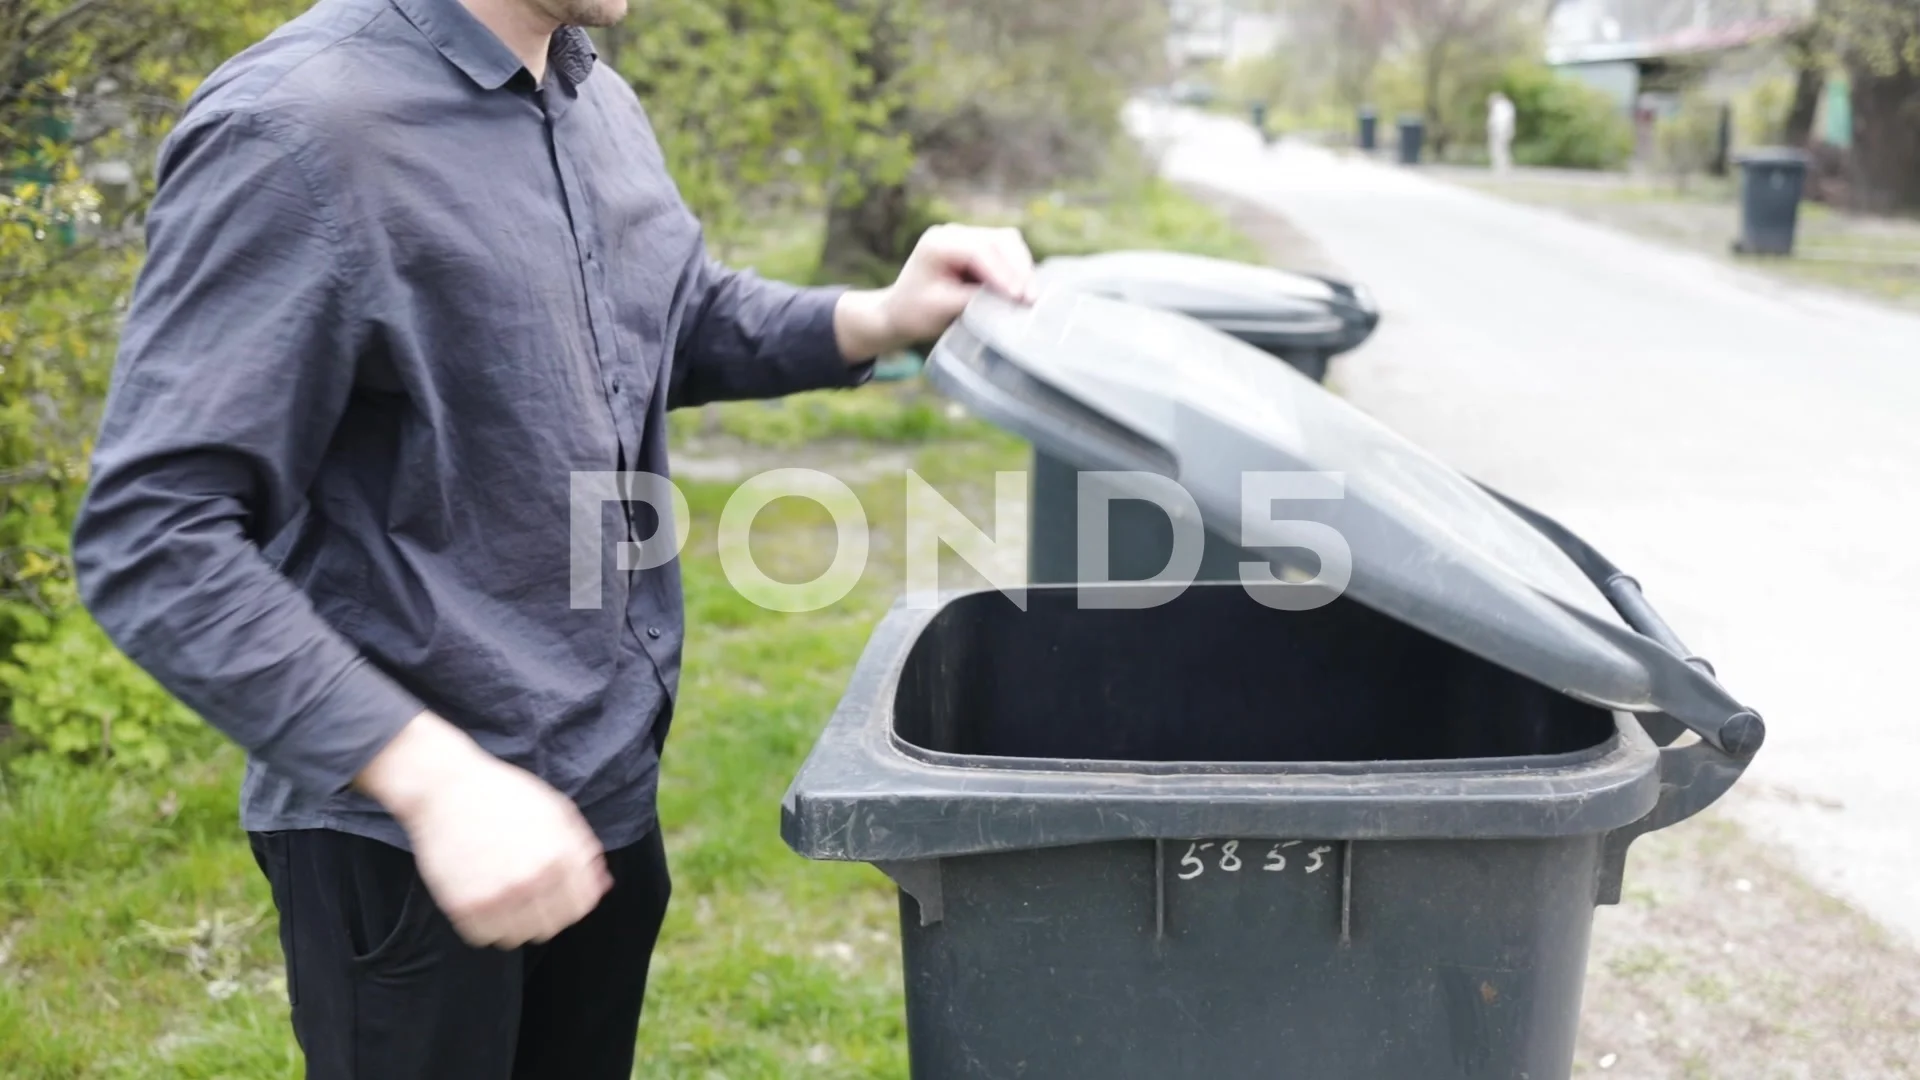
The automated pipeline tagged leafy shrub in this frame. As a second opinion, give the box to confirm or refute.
[1020,179,1263,264]
[1502,63,1635,170]
[0,598,207,771]
[1655,93,1727,189]
[1734,73,1797,148]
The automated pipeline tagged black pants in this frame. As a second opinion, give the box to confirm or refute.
[250,828,671,1080]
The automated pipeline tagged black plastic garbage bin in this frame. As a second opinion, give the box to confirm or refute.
[1358,106,1379,151]
[1398,115,1426,165]
[1037,250,1379,383]
[783,292,1762,1080]
[1733,147,1809,256]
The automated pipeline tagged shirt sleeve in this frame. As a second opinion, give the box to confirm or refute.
[72,111,424,798]
[667,251,875,408]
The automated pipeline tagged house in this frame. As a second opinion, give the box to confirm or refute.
[1166,0,1287,73]
[1547,0,1814,113]
[1545,0,1848,166]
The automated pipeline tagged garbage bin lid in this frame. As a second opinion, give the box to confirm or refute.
[926,290,1749,733]
[1734,146,1809,166]
[1038,250,1345,328]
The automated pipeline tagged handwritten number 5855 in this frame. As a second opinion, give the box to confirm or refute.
[1181,840,1333,881]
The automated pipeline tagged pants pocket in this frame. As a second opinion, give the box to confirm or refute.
[344,852,437,972]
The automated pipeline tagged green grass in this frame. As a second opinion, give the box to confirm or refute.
[0,753,300,1078]
[668,382,989,451]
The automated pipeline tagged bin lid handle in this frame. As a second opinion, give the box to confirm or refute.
[1477,483,1765,760]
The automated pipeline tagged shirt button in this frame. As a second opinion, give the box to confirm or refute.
[646,626,663,640]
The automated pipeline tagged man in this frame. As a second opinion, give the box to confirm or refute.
[70,0,1035,1076]
[1488,91,1517,174]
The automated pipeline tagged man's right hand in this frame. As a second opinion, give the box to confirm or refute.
[357,712,612,948]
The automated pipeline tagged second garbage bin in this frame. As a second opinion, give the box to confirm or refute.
[1037,249,1379,383]
[1398,114,1426,164]
[1733,147,1810,256]
[783,291,1762,1080]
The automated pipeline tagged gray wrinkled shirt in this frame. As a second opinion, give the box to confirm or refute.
[72,0,869,850]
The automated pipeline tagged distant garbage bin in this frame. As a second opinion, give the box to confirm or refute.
[784,292,1763,1080]
[1733,147,1809,256]
[1398,114,1426,165]
[1035,250,1379,384]
[1357,106,1379,151]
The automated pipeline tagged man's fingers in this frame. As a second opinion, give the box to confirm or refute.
[523,885,576,946]
[962,245,1026,302]
[995,227,1036,295]
[556,852,611,932]
[967,229,1036,303]
[442,855,606,949]
[450,900,515,948]
[922,225,1036,303]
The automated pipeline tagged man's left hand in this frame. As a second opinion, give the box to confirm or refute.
[835,224,1037,362]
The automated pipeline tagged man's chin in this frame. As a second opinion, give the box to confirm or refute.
[554,0,629,28]
[587,0,631,27]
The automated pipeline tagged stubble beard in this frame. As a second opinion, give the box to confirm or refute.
[533,0,629,28]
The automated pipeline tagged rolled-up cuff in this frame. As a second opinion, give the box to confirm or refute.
[252,656,425,799]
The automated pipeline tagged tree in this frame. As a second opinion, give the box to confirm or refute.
[818,0,921,285]
[819,0,1169,285]
[1388,0,1538,155]
[1824,0,1920,211]
[598,0,912,255]
[1782,15,1832,148]
[1271,0,1399,112]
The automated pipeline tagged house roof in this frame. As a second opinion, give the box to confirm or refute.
[1548,15,1803,65]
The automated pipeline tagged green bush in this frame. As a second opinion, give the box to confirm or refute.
[1502,63,1635,170]
[1020,179,1263,264]
[1655,93,1727,188]
[1735,73,1797,148]
[0,599,207,771]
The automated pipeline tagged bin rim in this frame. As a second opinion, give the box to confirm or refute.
[1039,250,1346,301]
[781,585,1665,865]
[890,723,1618,778]
[1734,146,1810,166]
[1035,252,1379,356]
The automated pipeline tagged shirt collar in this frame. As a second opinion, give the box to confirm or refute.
[389,0,599,91]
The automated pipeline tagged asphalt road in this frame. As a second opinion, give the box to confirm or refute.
[1133,103,1920,945]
